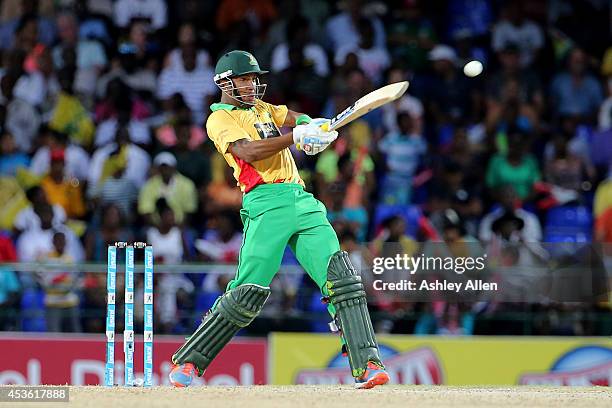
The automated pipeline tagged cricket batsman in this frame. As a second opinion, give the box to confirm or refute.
[169,50,389,389]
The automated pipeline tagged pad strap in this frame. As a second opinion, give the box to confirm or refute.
[171,284,270,374]
[327,251,384,377]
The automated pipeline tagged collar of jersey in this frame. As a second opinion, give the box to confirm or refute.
[210,103,255,112]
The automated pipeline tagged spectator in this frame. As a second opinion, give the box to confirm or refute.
[94,97,151,147]
[491,2,544,68]
[334,17,390,86]
[197,211,242,301]
[40,149,86,219]
[544,133,593,194]
[378,112,427,205]
[88,151,138,221]
[1,46,46,108]
[1,49,42,152]
[89,126,151,189]
[157,45,216,125]
[84,204,133,262]
[146,199,186,264]
[274,45,329,114]
[138,152,197,226]
[34,46,60,113]
[113,0,168,30]
[387,0,437,72]
[382,67,424,134]
[16,203,84,262]
[53,11,107,97]
[94,78,151,122]
[550,48,604,118]
[486,44,544,114]
[371,215,419,257]
[325,0,385,54]
[204,165,243,216]
[166,118,210,187]
[0,132,30,176]
[270,15,329,78]
[48,67,95,148]
[479,185,542,244]
[36,230,82,332]
[96,41,158,97]
[164,22,212,74]
[148,201,194,333]
[29,129,89,182]
[324,153,370,241]
[0,0,55,49]
[425,45,474,126]
[215,0,277,35]
[485,131,541,201]
[13,185,66,234]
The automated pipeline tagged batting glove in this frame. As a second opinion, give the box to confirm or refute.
[293,123,338,155]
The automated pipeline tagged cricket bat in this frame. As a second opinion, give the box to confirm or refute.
[321,81,409,131]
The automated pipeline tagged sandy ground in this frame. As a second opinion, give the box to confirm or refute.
[1,385,611,408]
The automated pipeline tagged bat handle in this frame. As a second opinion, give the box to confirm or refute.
[319,122,330,132]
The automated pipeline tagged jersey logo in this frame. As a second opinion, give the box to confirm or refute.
[254,122,281,139]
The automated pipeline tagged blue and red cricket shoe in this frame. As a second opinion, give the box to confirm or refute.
[170,361,390,389]
[354,361,390,389]
[169,363,197,388]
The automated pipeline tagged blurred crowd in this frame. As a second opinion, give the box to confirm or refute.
[0,0,611,336]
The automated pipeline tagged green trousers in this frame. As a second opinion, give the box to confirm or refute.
[227,183,340,305]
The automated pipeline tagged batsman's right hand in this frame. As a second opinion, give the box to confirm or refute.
[293,123,338,155]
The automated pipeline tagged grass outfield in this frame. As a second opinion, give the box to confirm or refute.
[1,385,611,408]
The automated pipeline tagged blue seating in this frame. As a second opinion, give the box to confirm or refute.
[545,206,592,230]
[20,288,46,332]
[373,204,422,237]
[544,206,593,242]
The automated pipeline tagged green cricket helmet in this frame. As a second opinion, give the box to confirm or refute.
[214,50,268,106]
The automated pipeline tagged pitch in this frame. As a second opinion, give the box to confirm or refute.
[4,386,611,408]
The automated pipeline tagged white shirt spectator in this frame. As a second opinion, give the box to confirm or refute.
[146,226,183,264]
[14,205,66,233]
[113,0,168,30]
[166,49,211,71]
[492,20,543,67]
[16,225,84,262]
[12,71,46,107]
[335,45,390,85]
[89,143,151,189]
[30,145,90,181]
[156,274,194,325]
[325,13,386,53]
[479,208,542,243]
[271,43,330,77]
[95,118,151,147]
[382,95,424,133]
[157,64,216,125]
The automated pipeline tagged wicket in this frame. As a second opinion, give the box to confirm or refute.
[105,242,154,387]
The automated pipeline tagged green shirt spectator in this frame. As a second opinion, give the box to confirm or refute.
[486,153,541,200]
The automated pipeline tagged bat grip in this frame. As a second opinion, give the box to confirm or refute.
[320,122,330,132]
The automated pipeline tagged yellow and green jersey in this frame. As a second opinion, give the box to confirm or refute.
[206,100,304,193]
